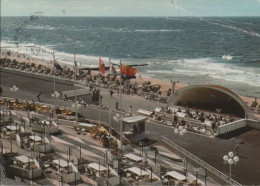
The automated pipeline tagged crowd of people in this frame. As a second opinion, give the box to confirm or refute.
[1,52,171,104]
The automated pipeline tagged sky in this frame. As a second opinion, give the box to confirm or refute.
[1,0,260,17]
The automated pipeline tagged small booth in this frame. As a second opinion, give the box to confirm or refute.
[4,155,42,180]
[31,120,59,134]
[122,116,147,142]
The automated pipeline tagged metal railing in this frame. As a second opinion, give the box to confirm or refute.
[160,136,242,186]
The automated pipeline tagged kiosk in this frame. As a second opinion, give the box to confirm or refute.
[122,116,147,142]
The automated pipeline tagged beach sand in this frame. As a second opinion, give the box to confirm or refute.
[0,51,256,107]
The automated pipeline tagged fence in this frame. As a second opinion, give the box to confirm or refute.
[160,136,242,186]
[217,119,247,135]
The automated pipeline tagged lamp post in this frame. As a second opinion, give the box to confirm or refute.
[216,109,221,127]
[10,85,19,92]
[223,151,239,179]
[72,102,81,126]
[51,91,60,99]
[174,126,187,148]
[139,142,143,156]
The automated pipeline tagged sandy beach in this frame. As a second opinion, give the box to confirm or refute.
[0,50,257,107]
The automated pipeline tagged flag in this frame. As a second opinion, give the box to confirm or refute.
[121,64,137,79]
[110,64,118,75]
[99,57,105,74]
[53,59,63,71]
[110,62,137,79]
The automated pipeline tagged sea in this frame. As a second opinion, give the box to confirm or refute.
[1,17,260,97]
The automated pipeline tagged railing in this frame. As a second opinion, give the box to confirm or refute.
[217,119,247,135]
[160,136,242,186]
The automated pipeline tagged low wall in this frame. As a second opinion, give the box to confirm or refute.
[1,67,74,86]
[217,119,260,135]
[31,124,59,134]
[33,144,52,153]
[6,165,42,179]
[60,172,81,183]
[246,119,260,129]
[217,119,247,135]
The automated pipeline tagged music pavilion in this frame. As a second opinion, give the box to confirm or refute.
[167,85,253,119]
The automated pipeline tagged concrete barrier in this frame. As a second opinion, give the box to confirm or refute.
[1,67,74,86]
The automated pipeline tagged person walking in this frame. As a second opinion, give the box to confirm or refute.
[115,100,119,110]
[129,106,132,116]
[235,143,239,155]
[110,90,114,97]
[37,91,41,102]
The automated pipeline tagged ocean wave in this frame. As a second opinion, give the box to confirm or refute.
[26,25,56,31]
[222,55,233,60]
[2,40,260,89]
[0,40,122,67]
[171,57,260,87]
[102,27,129,32]
[134,29,181,33]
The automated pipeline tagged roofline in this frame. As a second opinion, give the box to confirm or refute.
[167,85,253,118]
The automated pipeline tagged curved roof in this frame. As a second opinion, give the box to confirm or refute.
[206,85,241,100]
[167,85,253,118]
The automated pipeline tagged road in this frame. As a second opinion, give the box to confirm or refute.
[1,71,260,185]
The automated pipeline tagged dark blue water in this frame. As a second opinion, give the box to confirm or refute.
[1,17,260,96]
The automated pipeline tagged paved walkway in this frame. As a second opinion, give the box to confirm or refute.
[2,71,260,185]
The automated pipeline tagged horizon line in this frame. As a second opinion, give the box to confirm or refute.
[1,15,260,18]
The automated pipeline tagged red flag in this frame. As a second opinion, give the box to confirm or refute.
[99,57,105,74]
[121,64,137,77]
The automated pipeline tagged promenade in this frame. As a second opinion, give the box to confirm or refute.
[1,71,260,185]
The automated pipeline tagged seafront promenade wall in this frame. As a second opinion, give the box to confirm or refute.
[246,119,260,129]
[1,67,74,86]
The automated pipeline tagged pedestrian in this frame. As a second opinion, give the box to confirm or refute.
[115,100,119,110]
[129,106,132,116]
[37,91,41,102]
[110,90,114,97]
[100,95,103,106]
[235,144,239,155]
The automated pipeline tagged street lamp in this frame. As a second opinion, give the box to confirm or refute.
[223,151,239,179]
[10,85,19,92]
[51,91,60,98]
[139,142,144,156]
[174,126,187,148]
[216,109,221,126]
[72,101,81,125]
[200,128,206,134]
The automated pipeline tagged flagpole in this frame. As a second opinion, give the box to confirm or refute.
[74,53,78,125]
[98,57,101,127]
[108,57,111,136]
[119,60,123,149]
[53,51,56,93]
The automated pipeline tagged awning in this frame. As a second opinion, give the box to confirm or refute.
[125,167,148,176]
[154,107,162,113]
[53,159,73,168]
[6,125,19,131]
[137,109,152,116]
[78,123,96,128]
[123,116,147,123]
[29,136,42,142]
[14,155,33,164]
[124,153,143,162]
[166,171,186,181]
[88,163,107,172]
